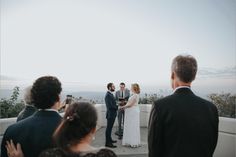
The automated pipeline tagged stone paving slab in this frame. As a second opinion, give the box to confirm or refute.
[91,127,148,157]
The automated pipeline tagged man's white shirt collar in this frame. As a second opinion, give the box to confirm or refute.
[173,86,191,93]
[39,109,59,113]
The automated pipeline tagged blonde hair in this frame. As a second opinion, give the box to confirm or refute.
[132,83,140,94]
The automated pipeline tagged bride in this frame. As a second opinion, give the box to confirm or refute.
[120,83,141,147]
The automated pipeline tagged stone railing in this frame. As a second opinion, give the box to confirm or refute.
[0,104,235,157]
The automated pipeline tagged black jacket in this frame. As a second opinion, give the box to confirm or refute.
[17,105,37,122]
[1,110,62,157]
[105,91,118,119]
[148,88,219,157]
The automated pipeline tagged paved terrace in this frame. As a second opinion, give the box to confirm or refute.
[0,104,236,157]
[92,127,148,157]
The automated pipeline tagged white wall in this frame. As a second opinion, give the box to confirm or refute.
[0,104,235,157]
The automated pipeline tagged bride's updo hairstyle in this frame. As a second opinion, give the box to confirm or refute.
[131,83,140,94]
[53,102,97,149]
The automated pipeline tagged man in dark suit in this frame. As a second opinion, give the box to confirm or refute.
[105,83,118,148]
[17,86,37,122]
[115,82,130,139]
[148,55,219,157]
[1,76,62,157]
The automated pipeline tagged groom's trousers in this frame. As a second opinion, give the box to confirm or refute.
[106,116,116,144]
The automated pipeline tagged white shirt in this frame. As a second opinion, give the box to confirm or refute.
[40,108,59,113]
[173,86,191,93]
[120,90,125,98]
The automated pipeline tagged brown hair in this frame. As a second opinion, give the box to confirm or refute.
[53,102,97,149]
[171,55,198,83]
[132,83,140,94]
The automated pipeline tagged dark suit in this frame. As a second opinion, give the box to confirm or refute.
[148,88,219,157]
[1,110,62,157]
[17,105,37,122]
[105,91,118,144]
[115,89,130,137]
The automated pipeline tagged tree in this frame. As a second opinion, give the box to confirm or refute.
[139,93,164,104]
[208,93,236,118]
[0,86,25,118]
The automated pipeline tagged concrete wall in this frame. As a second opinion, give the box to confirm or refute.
[0,104,235,157]
[97,104,152,127]
[98,104,236,157]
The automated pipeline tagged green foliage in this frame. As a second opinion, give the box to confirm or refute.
[0,86,25,118]
[208,93,236,118]
[139,93,164,104]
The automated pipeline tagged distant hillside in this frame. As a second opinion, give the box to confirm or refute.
[64,91,106,103]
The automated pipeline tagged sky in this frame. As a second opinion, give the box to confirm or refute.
[0,0,236,92]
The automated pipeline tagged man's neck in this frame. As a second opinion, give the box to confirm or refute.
[174,81,191,89]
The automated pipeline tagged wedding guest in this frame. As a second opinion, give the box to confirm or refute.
[17,86,37,122]
[1,76,62,157]
[148,55,219,157]
[53,102,117,156]
[6,102,117,157]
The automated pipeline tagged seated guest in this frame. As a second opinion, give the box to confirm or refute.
[17,86,37,122]
[6,102,117,157]
[1,76,63,157]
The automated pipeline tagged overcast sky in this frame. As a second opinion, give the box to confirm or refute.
[0,0,235,92]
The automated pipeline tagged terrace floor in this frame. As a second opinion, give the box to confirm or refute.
[91,127,148,157]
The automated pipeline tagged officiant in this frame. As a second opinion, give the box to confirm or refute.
[115,82,130,139]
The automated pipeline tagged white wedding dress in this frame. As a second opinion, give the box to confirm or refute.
[122,93,141,147]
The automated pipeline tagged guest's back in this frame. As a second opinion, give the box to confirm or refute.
[149,88,218,157]
[1,76,63,157]
[148,55,219,157]
[2,111,61,157]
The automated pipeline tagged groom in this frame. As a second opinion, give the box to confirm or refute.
[105,83,118,148]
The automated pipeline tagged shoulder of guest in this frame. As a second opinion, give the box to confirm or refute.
[153,94,175,109]
[96,148,117,156]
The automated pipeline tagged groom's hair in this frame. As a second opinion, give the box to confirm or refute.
[107,83,113,90]
[171,55,198,83]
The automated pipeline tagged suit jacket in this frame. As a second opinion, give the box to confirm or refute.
[1,110,62,157]
[105,91,118,119]
[148,88,219,157]
[17,105,37,122]
[115,89,130,102]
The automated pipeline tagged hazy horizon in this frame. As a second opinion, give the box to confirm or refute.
[0,0,235,95]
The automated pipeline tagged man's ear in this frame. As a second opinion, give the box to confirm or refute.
[91,127,96,134]
[171,72,175,80]
[57,95,61,102]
